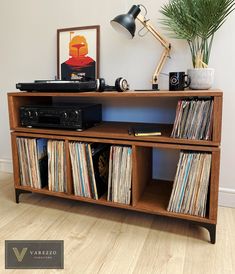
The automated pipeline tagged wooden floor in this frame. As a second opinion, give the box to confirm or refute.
[0,172,234,274]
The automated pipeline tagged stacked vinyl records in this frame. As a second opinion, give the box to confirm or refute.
[171,99,213,140]
[17,137,48,189]
[69,142,109,199]
[48,140,66,192]
[167,151,211,217]
[107,146,132,205]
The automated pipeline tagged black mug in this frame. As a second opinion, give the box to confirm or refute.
[169,72,191,91]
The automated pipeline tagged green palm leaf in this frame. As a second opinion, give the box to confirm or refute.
[160,0,235,67]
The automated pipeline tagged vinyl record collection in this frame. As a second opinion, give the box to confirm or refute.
[17,139,211,215]
[47,140,67,192]
[171,99,213,140]
[69,142,109,199]
[16,137,47,188]
[107,145,132,205]
[16,138,132,201]
[167,151,212,217]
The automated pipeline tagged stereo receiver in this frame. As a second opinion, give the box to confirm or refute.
[20,104,102,130]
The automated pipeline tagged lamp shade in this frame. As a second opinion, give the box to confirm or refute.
[110,5,141,39]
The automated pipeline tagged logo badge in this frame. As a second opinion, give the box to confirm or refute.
[12,247,28,262]
[5,240,64,269]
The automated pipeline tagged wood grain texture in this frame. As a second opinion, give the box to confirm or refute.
[212,96,223,144]
[11,131,220,152]
[132,146,152,206]
[10,133,20,187]
[8,90,223,97]
[12,123,221,147]
[209,150,221,221]
[0,172,234,274]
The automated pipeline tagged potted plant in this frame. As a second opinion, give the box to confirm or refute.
[160,0,235,89]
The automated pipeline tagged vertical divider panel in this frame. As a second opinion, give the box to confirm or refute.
[132,145,152,206]
[209,150,220,221]
[65,139,73,195]
[212,95,223,143]
[11,132,20,187]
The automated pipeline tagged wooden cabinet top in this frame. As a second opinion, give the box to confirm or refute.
[8,90,223,98]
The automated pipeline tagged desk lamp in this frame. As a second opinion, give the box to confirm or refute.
[111,4,171,90]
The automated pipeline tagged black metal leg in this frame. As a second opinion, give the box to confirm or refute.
[15,189,32,203]
[208,224,216,244]
[201,223,216,244]
[188,220,217,244]
[15,189,20,203]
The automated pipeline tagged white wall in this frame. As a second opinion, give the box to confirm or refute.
[0,0,234,206]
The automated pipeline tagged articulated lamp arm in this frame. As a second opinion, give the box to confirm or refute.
[137,14,171,89]
[111,4,171,90]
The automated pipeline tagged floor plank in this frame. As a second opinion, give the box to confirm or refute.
[0,172,234,274]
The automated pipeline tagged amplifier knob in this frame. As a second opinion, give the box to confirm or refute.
[63,112,68,119]
[27,110,32,117]
[22,111,28,117]
[30,111,38,118]
[70,110,79,120]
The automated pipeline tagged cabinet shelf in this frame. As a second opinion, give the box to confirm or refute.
[8,90,222,98]
[14,185,134,210]
[15,181,211,224]
[134,180,211,223]
[13,121,219,147]
[8,90,222,243]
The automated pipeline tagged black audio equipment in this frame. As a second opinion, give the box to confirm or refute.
[16,77,129,92]
[20,104,102,131]
[16,80,97,92]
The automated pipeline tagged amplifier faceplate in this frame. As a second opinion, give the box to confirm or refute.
[20,104,102,130]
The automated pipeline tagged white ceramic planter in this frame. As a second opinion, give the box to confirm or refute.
[187,68,214,90]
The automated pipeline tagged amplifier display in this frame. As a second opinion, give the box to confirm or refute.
[20,104,102,130]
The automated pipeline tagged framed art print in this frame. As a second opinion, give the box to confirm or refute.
[57,25,100,81]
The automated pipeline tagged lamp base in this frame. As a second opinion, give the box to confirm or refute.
[134,89,159,92]
[134,83,159,92]
[134,87,159,92]
[152,84,159,90]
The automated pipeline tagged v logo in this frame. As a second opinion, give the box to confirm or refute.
[12,247,28,262]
